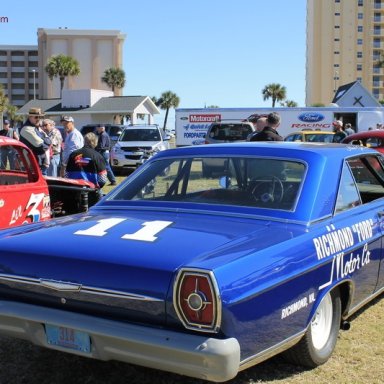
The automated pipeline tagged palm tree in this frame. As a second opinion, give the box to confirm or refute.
[262,83,287,107]
[45,54,80,97]
[101,67,126,94]
[155,91,180,130]
[5,104,23,126]
[280,99,298,107]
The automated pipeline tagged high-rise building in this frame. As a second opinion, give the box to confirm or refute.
[0,45,38,108]
[306,0,384,106]
[0,28,126,108]
[38,28,126,99]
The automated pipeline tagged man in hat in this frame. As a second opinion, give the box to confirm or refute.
[19,108,51,167]
[332,120,348,143]
[60,115,84,177]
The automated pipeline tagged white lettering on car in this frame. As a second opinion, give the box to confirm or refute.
[9,205,23,226]
[319,243,371,290]
[74,218,172,242]
[313,219,373,260]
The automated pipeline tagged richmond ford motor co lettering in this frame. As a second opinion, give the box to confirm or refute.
[313,220,373,261]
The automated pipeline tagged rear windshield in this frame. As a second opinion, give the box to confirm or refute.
[110,156,306,211]
[208,123,253,141]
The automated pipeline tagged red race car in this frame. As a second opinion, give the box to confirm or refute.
[0,136,100,229]
[342,130,384,154]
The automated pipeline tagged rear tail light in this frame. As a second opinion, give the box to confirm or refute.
[173,269,221,333]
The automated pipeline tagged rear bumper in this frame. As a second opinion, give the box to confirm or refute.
[0,301,240,382]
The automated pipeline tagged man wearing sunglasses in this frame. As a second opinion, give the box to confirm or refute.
[19,108,51,163]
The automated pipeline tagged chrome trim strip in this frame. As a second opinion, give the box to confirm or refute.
[239,331,305,370]
[0,274,162,302]
[346,286,384,318]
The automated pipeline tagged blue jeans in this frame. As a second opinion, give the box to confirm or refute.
[47,153,61,177]
[101,151,116,183]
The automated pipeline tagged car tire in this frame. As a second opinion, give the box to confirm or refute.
[283,288,341,368]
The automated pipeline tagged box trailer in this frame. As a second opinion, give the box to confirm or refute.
[175,107,384,146]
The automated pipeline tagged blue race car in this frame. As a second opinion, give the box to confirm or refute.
[0,142,383,382]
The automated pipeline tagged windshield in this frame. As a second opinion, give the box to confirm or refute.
[110,156,306,211]
[208,124,253,141]
[304,133,334,143]
[120,128,161,142]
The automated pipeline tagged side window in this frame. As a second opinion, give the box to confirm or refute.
[0,145,38,185]
[347,156,384,204]
[335,162,361,213]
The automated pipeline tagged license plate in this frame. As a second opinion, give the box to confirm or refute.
[45,324,91,353]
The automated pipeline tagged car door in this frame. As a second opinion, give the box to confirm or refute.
[332,155,384,307]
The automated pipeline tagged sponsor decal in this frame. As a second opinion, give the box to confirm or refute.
[281,292,316,319]
[189,114,221,123]
[319,243,371,290]
[298,112,325,123]
[291,123,332,129]
[0,199,4,208]
[313,220,373,261]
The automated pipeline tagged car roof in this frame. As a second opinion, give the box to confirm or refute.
[344,130,384,140]
[145,142,380,223]
[124,125,159,129]
[156,141,374,160]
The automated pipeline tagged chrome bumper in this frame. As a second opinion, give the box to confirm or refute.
[0,301,240,382]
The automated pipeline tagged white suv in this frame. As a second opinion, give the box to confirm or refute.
[111,125,170,171]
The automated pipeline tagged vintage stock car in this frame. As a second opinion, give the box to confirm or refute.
[0,142,383,382]
[0,136,100,229]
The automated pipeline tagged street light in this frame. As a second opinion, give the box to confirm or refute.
[32,69,36,99]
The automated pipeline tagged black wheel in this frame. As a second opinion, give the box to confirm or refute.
[251,176,284,203]
[283,288,341,368]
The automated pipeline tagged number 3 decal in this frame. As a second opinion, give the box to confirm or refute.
[74,219,172,242]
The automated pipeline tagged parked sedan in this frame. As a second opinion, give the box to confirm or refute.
[342,130,384,153]
[0,142,383,382]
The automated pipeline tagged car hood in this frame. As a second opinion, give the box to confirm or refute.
[0,209,302,324]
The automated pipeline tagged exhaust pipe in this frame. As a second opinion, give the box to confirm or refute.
[341,320,351,331]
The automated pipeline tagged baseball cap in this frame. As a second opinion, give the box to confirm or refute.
[61,115,74,122]
[333,120,343,127]
[3,120,10,124]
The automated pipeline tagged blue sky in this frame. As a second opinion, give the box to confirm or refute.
[0,0,306,125]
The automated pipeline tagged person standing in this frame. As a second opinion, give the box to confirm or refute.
[19,108,51,173]
[65,132,107,195]
[95,125,117,185]
[332,120,348,143]
[42,119,62,177]
[344,123,355,136]
[0,119,19,169]
[250,112,283,141]
[248,115,268,141]
[60,116,84,177]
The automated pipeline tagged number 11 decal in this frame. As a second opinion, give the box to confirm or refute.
[74,219,172,242]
